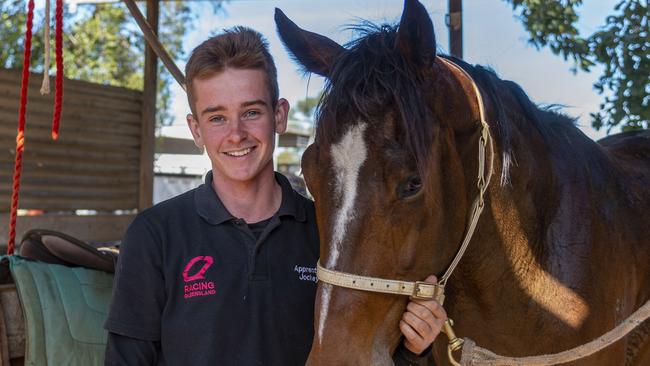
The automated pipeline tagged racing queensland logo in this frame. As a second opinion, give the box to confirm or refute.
[182,256,216,299]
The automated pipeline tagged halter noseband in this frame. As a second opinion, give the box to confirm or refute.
[315,57,495,365]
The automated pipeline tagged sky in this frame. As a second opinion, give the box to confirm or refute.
[157,0,618,174]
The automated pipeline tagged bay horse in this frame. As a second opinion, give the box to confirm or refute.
[275,0,650,365]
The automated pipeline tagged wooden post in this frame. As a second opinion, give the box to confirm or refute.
[138,0,158,210]
[448,0,462,59]
[123,0,185,90]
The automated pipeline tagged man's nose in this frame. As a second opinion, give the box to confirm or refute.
[227,118,247,143]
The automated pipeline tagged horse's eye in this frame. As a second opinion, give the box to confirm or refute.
[397,176,422,199]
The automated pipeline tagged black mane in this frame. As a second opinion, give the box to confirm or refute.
[316,24,436,175]
[315,22,611,187]
[455,59,612,187]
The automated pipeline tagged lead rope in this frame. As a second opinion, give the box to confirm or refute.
[459,299,650,365]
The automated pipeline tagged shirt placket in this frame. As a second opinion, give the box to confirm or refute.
[231,217,281,279]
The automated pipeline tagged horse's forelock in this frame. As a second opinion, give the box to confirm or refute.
[315,23,436,181]
[313,21,592,193]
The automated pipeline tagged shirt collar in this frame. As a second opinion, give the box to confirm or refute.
[275,172,307,222]
[194,171,306,225]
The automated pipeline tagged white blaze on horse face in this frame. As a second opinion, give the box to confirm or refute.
[326,122,368,268]
[317,284,332,343]
[317,122,368,344]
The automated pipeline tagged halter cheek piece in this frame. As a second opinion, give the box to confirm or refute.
[316,56,495,366]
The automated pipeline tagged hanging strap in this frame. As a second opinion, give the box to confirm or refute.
[437,57,494,286]
[40,0,51,95]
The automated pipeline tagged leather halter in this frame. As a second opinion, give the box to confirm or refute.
[316,56,495,304]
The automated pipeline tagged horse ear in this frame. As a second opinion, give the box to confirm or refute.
[275,8,345,78]
[395,0,437,69]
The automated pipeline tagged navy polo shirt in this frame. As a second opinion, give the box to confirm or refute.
[105,172,320,365]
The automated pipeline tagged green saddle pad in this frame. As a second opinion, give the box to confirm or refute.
[6,255,113,366]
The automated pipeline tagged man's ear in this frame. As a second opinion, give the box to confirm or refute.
[186,113,205,153]
[274,98,289,134]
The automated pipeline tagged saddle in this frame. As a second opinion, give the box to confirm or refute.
[18,229,118,273]
[0,230,119,365]
[1,255,114,366]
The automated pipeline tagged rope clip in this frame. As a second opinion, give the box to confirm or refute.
[442,318,464,366]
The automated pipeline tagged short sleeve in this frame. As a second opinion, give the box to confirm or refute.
[104,214,165,341]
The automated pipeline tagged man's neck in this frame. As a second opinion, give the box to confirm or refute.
[211,168,282,223]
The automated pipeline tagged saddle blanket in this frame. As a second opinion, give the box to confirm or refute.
[5,255,113,366]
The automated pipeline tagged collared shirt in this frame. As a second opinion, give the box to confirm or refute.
[105,172,319,365]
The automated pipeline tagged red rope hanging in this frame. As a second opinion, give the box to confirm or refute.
[8,0,36,255]
[51,0,63,140]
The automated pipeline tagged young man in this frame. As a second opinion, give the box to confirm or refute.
[104,27,446,365]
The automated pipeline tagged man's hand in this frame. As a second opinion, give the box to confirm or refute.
[399,275,447,355]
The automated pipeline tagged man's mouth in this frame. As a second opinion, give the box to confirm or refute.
[224,147,255,157]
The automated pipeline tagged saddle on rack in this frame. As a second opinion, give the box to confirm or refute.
[1,255,114,366]
[18,229,118,273]
[0,230,119,365]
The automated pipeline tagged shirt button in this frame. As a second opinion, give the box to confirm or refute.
[233,219,244,225]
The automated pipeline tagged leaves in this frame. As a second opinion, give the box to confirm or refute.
[505,0,649,131]
[290,93,322,121]
[1,0,226,128]
[288,92,323,123]
[63,4,143,90]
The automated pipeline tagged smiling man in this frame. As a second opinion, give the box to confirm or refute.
[104,27,446,366]
[188,66,287,223]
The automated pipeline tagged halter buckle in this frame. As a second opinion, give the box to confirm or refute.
[411,281,435,300]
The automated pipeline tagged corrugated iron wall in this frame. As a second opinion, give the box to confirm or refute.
[0,68,142,212]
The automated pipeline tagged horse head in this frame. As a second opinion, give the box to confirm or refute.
[276,1,494,364]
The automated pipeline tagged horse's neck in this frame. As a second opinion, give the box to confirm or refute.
[440,72,650,360]
[453,119,629,329]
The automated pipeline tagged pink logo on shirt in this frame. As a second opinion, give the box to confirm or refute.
[183,255,214,282]
[182,256,216,299]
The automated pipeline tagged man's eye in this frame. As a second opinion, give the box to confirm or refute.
[209,115,226,124]
[243,110,260,119]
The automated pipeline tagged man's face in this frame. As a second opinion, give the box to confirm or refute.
[187,68,288,186]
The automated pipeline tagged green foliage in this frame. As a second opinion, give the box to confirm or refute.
[289,93,322,121]
[63,4,143,90]
[0,0,45,69]
[0,0,28,67]
[1,0,224,127]
[156,1,195,126]
[506,0,649,132]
